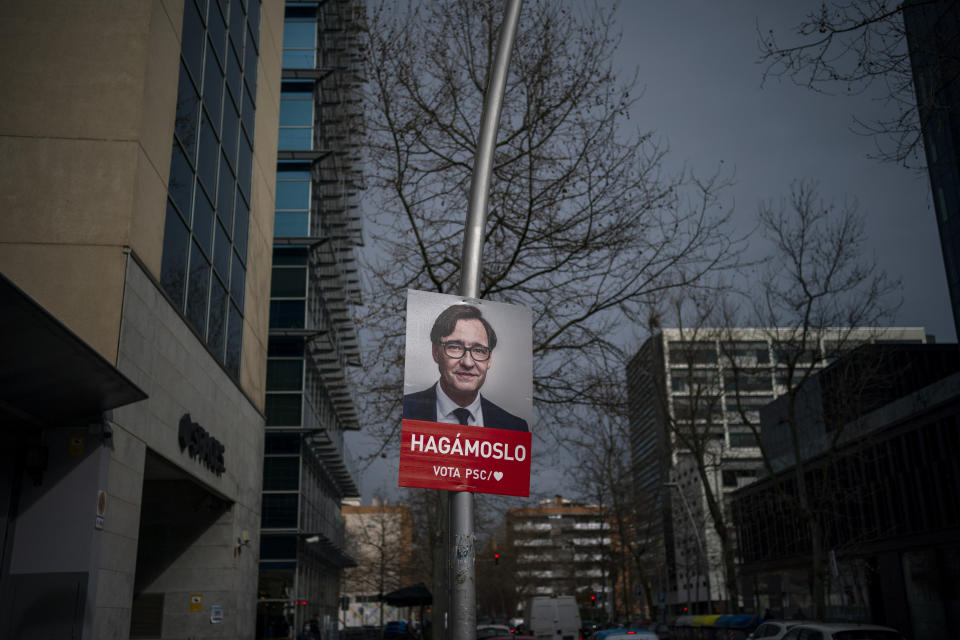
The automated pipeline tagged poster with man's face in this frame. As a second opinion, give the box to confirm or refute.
[399,289,533,496]
[403,289,533,427]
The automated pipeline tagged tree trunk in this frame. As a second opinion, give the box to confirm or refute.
[721,538,738,614]
[810,517,826,620]
[696,465,740,613]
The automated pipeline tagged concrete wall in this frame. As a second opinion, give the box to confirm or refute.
[101,256,266,639]
[241,0,284,412]
[0,0,180,362]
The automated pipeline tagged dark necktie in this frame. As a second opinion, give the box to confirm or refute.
[452,408,471,425]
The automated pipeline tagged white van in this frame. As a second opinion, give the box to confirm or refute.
[524,596,582,640]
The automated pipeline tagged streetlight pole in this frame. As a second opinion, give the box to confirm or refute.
[450,3,522,640]
[664,482,711,614]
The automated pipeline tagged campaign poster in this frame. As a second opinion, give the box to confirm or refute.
[398,289,532,496]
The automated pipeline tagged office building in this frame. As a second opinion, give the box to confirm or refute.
[507,497,614,617]
[0,2,283,638]
[256,1,366,637]
[625,327,929,614]
[733,343,960,639]
[904,0,960,339]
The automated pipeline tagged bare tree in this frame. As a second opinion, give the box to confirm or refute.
[343,501,416,627]
[721,179,901,619]
[561,369,664,622]
[476,533,517,621]
[357,0,740,456]
[401,488,447,639]
[641,293,743,616]
[566,414,635,620]
[757,0,959,167]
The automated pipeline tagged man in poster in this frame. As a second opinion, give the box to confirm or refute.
[403,304,528,432]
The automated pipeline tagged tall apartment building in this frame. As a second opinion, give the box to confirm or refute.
[626,327,929,615]
[507,497,613,618]
[340,500,415,628]
[904,0,960,340]
[256,1,366,637]
[0,2,283,639]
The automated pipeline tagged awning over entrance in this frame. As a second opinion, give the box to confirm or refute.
[0,273,147,427]
[382,583,433,607]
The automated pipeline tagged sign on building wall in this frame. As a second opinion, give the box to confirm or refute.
[398,290,532,497]
[95,490,106,530]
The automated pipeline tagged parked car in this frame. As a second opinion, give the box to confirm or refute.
[478,624,515,640]
[525,596,581,640]
[781,623,906,640]
[384,621,409,639]
[581,620,600,639]
[600,631,660,640]
[651,622,671,640]
[592,628,626,640]
[747,620,809,640]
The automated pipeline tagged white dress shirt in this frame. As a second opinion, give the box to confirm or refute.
[434,383,485,427]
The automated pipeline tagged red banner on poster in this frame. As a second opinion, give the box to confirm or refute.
[398,420,532,497]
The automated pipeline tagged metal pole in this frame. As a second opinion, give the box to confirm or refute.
[450,2,522,640]
[458,0,522,300]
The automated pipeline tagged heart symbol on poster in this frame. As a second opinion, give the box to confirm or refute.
[493,471,503,481]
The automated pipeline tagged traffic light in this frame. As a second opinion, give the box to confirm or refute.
[494,553,500,565]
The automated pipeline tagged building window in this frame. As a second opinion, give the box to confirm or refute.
[723,370,772,393]
[266,334,306,427]
[729,431,758,448]
[282,5,317,68]
[262,493,299,528]
[161,0,261,379]
[668,341,718,365]
[266,432,302,455]
[279,82,315,150]
[275,162,312,237]
[269,248,309,332]
[260,533,298,560]
[263,456,301,491]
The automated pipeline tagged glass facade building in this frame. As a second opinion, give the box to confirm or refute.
[0,2,283,637]
[904,0,960,340]
[257,1,366,637]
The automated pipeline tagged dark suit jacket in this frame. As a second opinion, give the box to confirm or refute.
[403,384,529,432]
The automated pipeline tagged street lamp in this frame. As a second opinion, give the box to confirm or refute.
[664,482,712,613]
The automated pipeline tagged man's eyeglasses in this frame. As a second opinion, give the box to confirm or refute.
[439,341,491,361]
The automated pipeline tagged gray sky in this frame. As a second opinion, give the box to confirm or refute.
[347,1,956,504]
[614,0,954,343]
